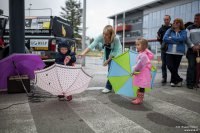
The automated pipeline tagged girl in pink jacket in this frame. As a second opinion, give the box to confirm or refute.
[132,38,154,104]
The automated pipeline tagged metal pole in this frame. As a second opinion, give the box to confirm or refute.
[82,0,86,66]
[155,42,158,58]
[29,4,32,16]
[114,15,117,34]
[122,12,125,53]
[9,0,25,54]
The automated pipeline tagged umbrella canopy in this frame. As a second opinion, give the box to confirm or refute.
[108,51,156,98]
[0,54,45,90]
[34,64,92,96]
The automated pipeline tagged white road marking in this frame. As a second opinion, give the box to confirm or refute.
[143,94,200,126]
[68,97,151,133]
[160,89,200,103]
[0,102,37,133]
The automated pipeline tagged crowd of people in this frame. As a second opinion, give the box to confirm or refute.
[157,13,200,90]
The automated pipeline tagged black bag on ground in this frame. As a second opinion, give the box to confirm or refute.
[7,75,30,94]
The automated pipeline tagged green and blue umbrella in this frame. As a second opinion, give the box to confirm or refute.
[108,51,156,98]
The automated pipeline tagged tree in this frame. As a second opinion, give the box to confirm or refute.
[60,0,81,38]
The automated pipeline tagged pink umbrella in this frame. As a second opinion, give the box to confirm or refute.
[34,64,92,98]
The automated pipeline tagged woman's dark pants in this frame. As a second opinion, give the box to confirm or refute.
[105,62,112,90]
[166,54,183,84]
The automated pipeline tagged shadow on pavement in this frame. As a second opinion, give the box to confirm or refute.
[108,93,151,111]
[146,112,187,127]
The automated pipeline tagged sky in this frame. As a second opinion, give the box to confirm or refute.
[0,0,154,38]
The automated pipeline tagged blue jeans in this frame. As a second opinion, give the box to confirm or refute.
[105,62,112,90]
[161,51,167,79]
[166,54,183,84]
[186,49,196,86]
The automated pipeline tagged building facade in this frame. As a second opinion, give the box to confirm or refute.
[108,0,200,56]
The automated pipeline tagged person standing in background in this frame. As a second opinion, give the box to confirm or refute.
[186,13,200,89]
[157,15,172,84]
[163,18,187,87]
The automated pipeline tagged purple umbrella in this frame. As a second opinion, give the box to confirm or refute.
[0,54,45,91]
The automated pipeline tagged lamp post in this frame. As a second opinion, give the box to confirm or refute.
[29,3,32,16]
[115,15,117,34]
[81,0,86,66]
[122,12,125,53]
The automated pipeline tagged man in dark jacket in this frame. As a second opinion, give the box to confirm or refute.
[157,15,172,84]
[55,39,76,66]
[186,13,200,89]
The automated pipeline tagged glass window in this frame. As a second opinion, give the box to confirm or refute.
[149,28,153,39]
[152,12,156,28]
[192,1,199,16]
[153,28,157,38]
[138,17,142,23]
[131,30,142,37]
[169,7,175,21]
[199,0,200,12]
[156,11,161,27]
[166,8,176,21]
[143,29,148,38]
[126,32,131,37]
[185,3,192,22]
[143,15,149,29]
[149,13,153,29]
[160,9,166,25]
[180,4,186,21]
[143,16,145,28]
[166,8,170,15]
[174,6,180,19]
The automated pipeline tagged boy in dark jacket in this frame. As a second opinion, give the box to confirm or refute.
[157,15,172,84]
[55,40,76,101]
[55,40,76,66]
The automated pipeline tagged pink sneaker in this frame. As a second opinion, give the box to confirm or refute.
[131,92,144,105]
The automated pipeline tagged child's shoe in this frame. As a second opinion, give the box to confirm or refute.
[66,95,72,101]
[132,92,144,105]
[132,89,139,100]
[58,95,65,101]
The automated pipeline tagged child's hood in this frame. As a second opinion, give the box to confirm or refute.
[144,49,154,60]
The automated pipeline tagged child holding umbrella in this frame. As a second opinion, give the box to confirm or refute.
[55,39,76,101]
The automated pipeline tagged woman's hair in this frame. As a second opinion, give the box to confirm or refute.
[172,18,185,30]
[135,37,148,50]
[103,25,115,43]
